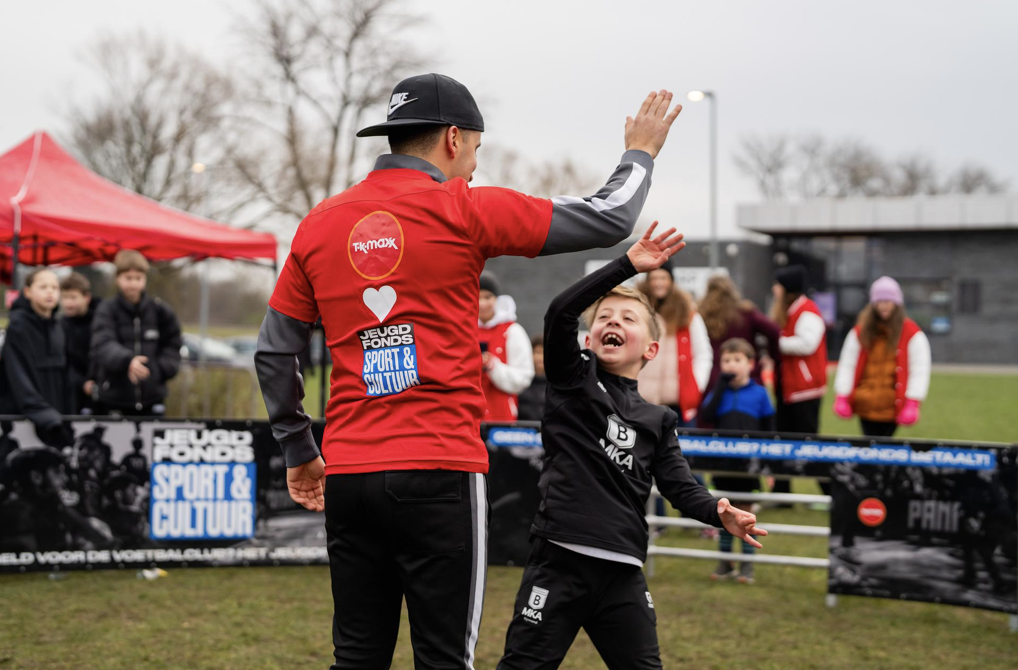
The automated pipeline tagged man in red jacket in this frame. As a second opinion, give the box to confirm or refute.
[255,73,682,669]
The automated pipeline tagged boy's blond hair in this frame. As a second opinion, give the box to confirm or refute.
[583,285,661,342]
[114,249,150,275]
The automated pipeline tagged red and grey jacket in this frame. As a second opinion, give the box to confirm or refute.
[834,317,931,411]
[778,296,828,403]
[257,149,656,473]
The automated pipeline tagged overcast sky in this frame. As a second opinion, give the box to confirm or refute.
[2,0,1016,241]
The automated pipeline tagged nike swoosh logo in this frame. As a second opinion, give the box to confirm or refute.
[388,97,418,115]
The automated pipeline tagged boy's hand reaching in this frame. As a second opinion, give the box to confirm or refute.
[626,221,686,273]
[717,498,767,549]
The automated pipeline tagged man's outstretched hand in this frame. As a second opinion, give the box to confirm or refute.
[717,498,767,549]
[626,221,686,273]
[625,90,682,159]
[287,456,326,512]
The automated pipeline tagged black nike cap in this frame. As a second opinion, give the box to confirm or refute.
[356,73,484,138]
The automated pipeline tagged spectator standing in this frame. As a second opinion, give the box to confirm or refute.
[636,259,712,425]
[91,250,182,416]
[478,271,534,421]
[699,338,775,584]
[698,275,780,391]
[0,269,73,446]
[833,276,931,437]
[60,272,101,414]
[517,334,547,422]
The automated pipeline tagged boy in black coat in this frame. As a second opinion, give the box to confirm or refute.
[0,269,73,446]
[498,224,766,670]
[91,250,182,416]
[60,272,101,414]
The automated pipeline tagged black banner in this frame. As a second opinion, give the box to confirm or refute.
[827,445,1018,614]
[483,423,544,567]
[0,418,328,573]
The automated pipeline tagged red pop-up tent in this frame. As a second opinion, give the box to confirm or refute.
[0,131,277,276]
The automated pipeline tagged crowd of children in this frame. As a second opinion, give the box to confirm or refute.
[0,250,182,445]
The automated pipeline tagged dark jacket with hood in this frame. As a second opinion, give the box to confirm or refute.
[0,295,73,436]
[91,292,182,411]
[61,296,101,413]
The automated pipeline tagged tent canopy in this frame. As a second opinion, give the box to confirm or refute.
[0,132,276,269]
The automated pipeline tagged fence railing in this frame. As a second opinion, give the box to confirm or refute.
[645,487,832,577]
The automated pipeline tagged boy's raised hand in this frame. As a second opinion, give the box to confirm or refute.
[626,221,686,273]
[717,498,767,549]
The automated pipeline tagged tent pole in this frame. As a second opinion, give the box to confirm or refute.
[199,259,211,417]
[10,234,20,290]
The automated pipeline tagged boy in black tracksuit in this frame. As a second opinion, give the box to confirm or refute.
[498,225,766,670]
[91,250,182,416]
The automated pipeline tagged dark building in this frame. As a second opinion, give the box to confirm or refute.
[738,194,1018,364]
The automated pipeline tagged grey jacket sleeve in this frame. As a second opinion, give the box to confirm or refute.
[539,149,654,256]
[254,306,320,467]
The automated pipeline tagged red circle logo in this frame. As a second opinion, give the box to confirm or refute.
[348,211,405,280]
[857,498,887,527]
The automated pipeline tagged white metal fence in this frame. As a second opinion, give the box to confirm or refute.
[644,487,832,577]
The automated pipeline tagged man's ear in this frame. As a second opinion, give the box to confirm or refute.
[445,126,461,158]
[643,340,660,362]
[584,333,592,349]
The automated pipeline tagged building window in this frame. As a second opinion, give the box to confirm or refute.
[900,278,953,335]
[957,280,981,314]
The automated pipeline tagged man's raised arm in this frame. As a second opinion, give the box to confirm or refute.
[540,90,682,255]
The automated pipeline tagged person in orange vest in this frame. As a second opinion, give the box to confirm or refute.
[636,259,712,426]
[771,265,827,435]
[478,272,535,421]
[832,276,931,436]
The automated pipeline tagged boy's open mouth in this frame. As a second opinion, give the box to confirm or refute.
[601,332,625,349]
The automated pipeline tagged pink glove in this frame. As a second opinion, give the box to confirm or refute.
[896,399,920,426]
[833,395,853,419]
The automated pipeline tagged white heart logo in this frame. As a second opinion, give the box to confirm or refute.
[363,286,397,323]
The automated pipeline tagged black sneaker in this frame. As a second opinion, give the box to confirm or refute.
[710,560,736,581]
[737,562,755,584]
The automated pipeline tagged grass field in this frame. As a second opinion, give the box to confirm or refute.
[3,506,1016,669]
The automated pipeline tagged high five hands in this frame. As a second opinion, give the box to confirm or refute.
[717,498,768,549]
[625,90,682,159]
[626,221,686,273]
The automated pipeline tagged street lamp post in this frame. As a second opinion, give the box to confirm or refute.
[687,90,718,270]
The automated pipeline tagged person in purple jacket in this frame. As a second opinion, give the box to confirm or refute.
[697,275,780,391]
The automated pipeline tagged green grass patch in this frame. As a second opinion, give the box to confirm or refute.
[3,508,1015,670]
[818,372,1017,444]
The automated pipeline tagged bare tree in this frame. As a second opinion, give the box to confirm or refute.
[890,155,941,196]
[825,140,891,197]
[732,135,791,199]
[476,146,601,198]
[735,132,1009,200]
[228,0,425,226]
[946,165,1008,194]
[67,34,238,218]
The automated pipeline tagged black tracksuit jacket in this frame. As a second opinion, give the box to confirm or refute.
[61,296,101,413]
[531,255,722,562]
[90,293,182,411]
[0,295,73,432]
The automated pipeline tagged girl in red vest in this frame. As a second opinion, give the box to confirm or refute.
[772,265,827,435]
[636,259,712,425]
[832,276,931,436]
[478,271,535,421]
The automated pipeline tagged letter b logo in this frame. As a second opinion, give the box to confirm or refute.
[606,414,636,450]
